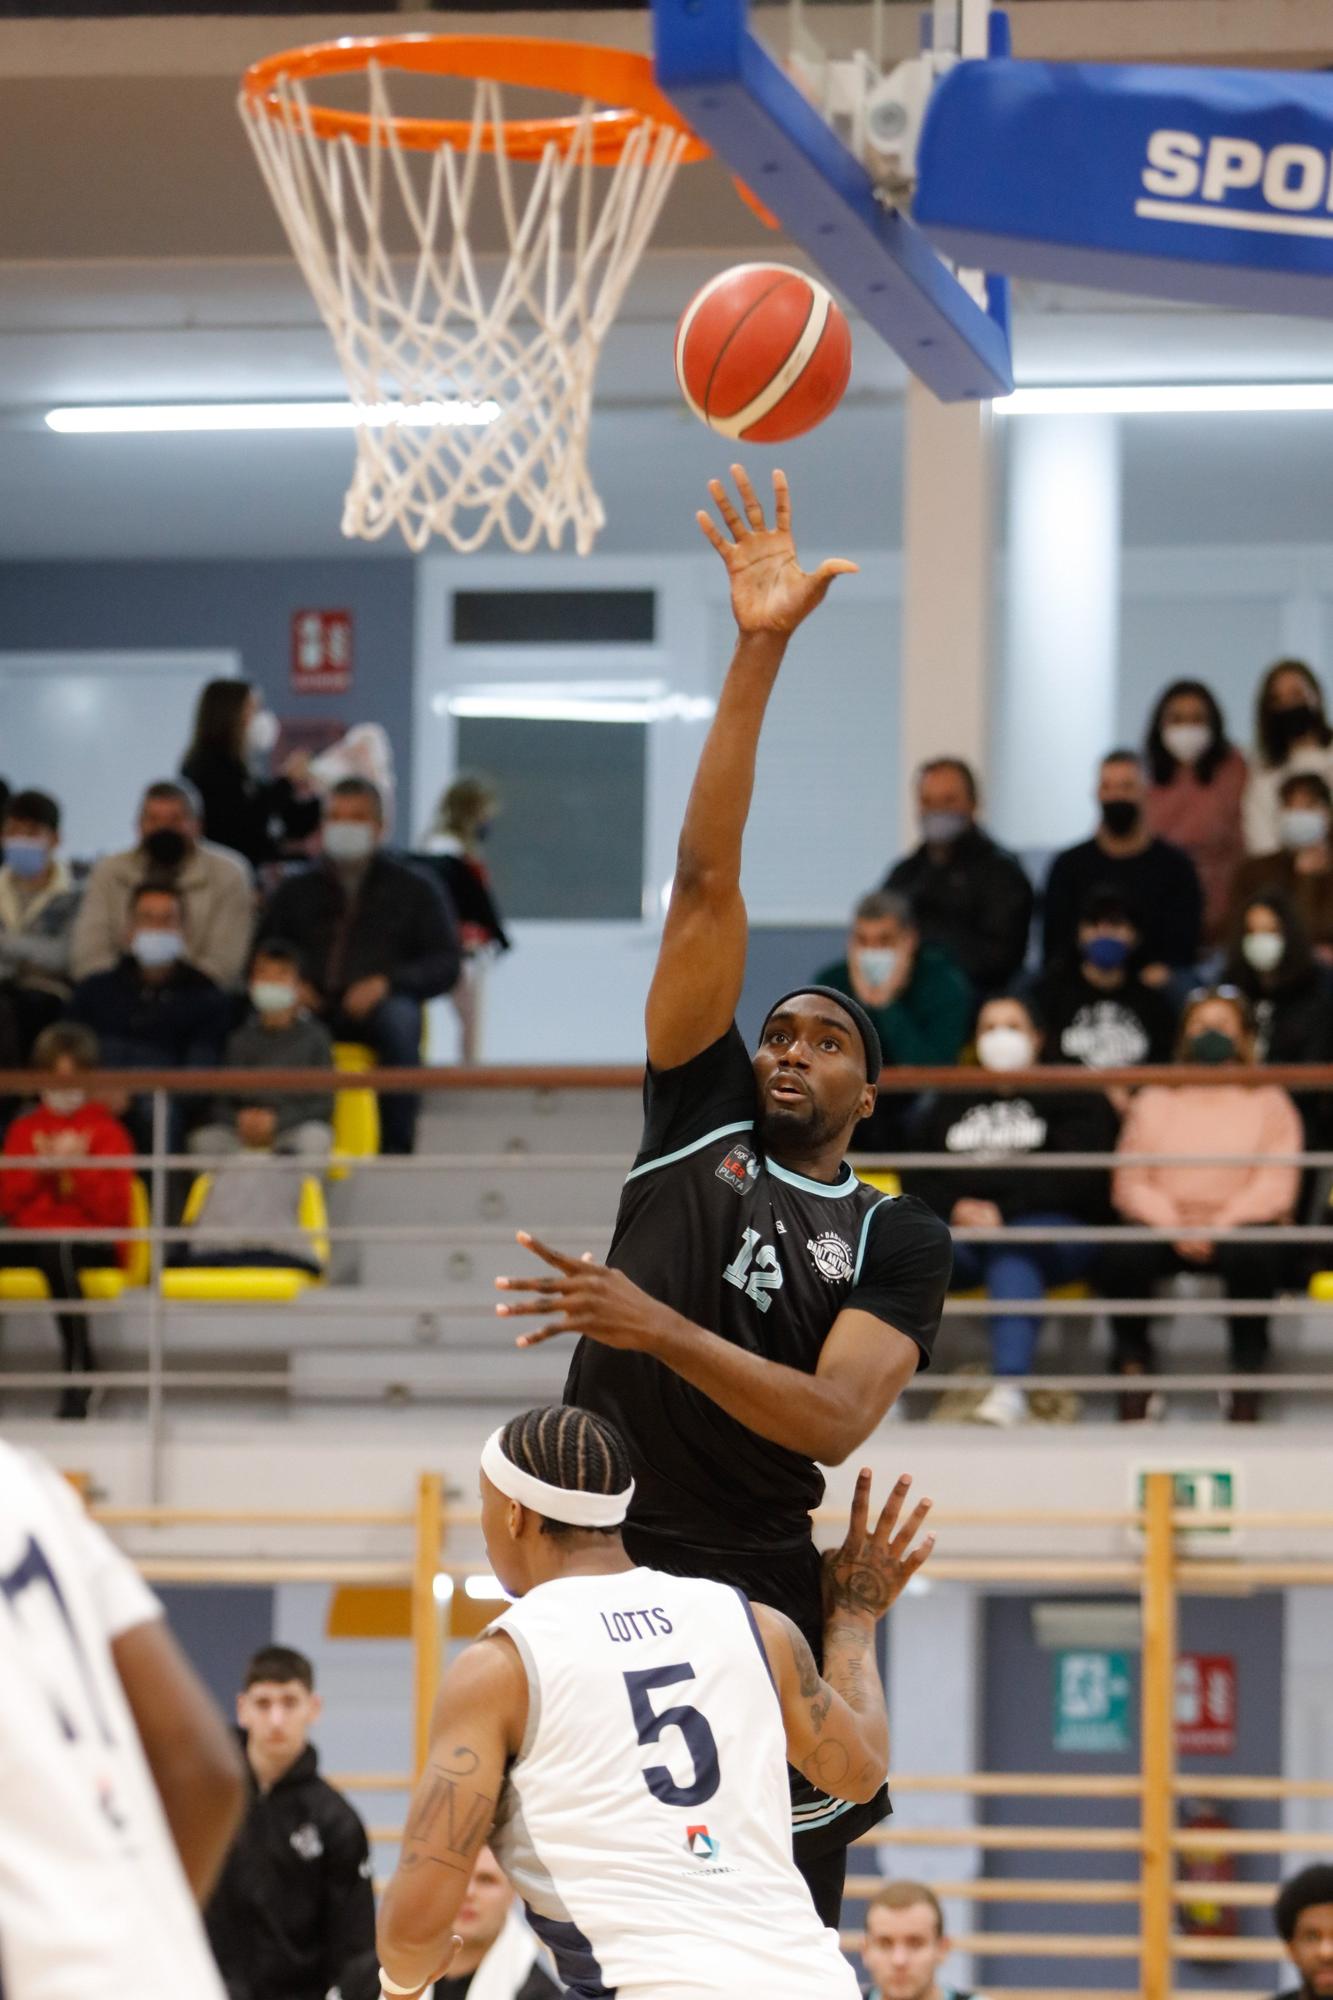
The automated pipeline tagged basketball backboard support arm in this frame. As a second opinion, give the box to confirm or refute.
[650,0,1015,402]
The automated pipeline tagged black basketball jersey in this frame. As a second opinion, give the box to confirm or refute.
[564,1025,953,1550]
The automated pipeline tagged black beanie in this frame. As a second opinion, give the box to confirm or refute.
[1275,1865,1333,1940]
[760,984,883,1088]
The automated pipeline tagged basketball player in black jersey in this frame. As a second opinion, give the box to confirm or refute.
[496,464,953,1926]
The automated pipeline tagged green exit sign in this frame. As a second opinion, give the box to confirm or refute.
[1133,1468,1238,1550]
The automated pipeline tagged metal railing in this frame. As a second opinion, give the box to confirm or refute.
[93,1473,1333,2000]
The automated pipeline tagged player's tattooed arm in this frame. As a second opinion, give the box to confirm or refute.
[378,1636,526,1999]
[755,1604,884,1803]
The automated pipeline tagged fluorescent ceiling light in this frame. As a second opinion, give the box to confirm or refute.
[445,691,716,725]
[431,1573,455,1606]
[463,1574,510,1602]
[45,399,500,434]
[995,382,1333,417]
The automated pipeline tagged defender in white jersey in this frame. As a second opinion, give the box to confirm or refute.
[0,1442,244,2000]
[378,1406,933,2000]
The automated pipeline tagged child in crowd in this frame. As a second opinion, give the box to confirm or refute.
[181,1102,321,1275]
[0,1023,133,1418]
[190,939,335,1160]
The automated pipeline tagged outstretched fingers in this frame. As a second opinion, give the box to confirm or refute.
[845,1466,873,1548]
[514,1230,581,1274]
[707,476,745,541]
[771,466,791,533]
[730,462,767,529]
[869,1473,912,1549]
[887,1496,933,1561]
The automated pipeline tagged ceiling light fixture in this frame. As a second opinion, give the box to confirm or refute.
[994,382,1333,417]
[44,399,501,435]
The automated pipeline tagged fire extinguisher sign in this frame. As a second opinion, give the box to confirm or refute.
[1176,1653,1236,1755]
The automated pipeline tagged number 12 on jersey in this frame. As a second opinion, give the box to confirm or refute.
[623,1663,721,1808]
[722,1228,784,1313]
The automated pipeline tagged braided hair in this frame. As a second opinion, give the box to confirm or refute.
[499,1405,632,1539]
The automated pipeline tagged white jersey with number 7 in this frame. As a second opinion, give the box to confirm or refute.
[489,1565,860,1999]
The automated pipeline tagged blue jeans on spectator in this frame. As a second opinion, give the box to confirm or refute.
[949,1210,1095,1376]
[331,993,423,1154]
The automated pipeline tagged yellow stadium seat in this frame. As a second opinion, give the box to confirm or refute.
[1309,1271,1333,1302]
[159,1174,330,1303]
[0,1177,151,1302]
[857,1169,901,1196]
[329,1041,381,1180]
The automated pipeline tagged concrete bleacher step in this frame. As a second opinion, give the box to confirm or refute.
[414,1088,640,1158]
[344,1160,627,1232]
[357,1228,618,1293]
[288,1342,569,1405]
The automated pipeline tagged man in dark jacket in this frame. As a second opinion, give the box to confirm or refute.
[206,1644,376,2000]
[1041,749,1203,975]
[1273,1863,1333,2000]
[257,777,461,1152]
[884,758,1033,998]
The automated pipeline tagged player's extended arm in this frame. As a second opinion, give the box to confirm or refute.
[377,1636,526,2000]
[112,1618,246,1903]
[645,465,858,1070]
[755,1471,933,1801]
[499,1233,920,1463]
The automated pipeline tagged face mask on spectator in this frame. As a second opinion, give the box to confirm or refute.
[142,828,189,871]
[133,929,184,969]
[251,979,297,1015]
[3,837,49,879]
[1242,931,1286,974]
[977,1026,1035,1073]
[920,810,968,846]
[1100,799,1140,838]
[323,820,375,864]
[246,707,280,758]
[42,1089,85,1116]
[1188,1028,1237,1065]
[1162,723,1211,766]
[857,947,898,987]
[1084,934,1130,972]
[1280,807,1329,850]
[1272,701,1321,748]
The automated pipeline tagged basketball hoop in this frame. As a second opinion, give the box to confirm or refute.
[240,37,709,554]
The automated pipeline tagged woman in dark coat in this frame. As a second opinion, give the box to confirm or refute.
[181,678,319,870]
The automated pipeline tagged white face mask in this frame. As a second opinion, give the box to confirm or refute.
[1280,807,1329,851]
[246,707,280,757]
[1242,931,1286,974]
[323,819,376,864]
[977,1025,1036,1073]
[1162,722,1211,766]
[856,947,898,987]
[43,1089,85,1117]
[132,928,184,969]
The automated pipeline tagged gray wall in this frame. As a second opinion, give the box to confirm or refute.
[156,1584,274,1718]
[0,557,417,823]
[980,1591,1284,1993]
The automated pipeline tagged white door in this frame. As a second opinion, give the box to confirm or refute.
[0,651,239,863]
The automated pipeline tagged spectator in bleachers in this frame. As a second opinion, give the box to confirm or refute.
[70,778,254,989]
[0,787,82,1057]
[189,941,334,1162]
[1041,750,1203,978]
[859,1879,984,2000]
[1243,658,1333,857]
[882,757,1033,996]
[1230,772,1333,958]
[1224,893,1333,1069]
[1032,888,1178,1073]
[181,677,320,872]
[70,881,231,1076]
[0,1024,133,1420]
[256,778,461,1154]
[419,771,511,1064]
[1098,986,1303,1423]
[817,890,973,1069]
[904,994,1117,1427]
[1273,1863,1333,2000]
[1143,680,1247,947]
[180,1106,321,1276]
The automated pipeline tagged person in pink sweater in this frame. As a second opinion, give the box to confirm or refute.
[1143,680,1248,948]
[1099,987,1303,1422]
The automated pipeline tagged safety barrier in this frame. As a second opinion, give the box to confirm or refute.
[91,1473,1333,2000]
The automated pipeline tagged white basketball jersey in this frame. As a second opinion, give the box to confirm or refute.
[0,1444,227,2000]
[489,1566,859,2000]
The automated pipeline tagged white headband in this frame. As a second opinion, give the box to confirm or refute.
[481,1427,634,1530]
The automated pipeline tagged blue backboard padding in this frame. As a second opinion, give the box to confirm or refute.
[651,0,1013,400]
[916,60,1333,315]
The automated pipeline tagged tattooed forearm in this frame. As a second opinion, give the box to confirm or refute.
[400,1752,496,1873]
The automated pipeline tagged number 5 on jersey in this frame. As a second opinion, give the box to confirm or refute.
[624,1664,721,1808]
[722,1228,784,1313]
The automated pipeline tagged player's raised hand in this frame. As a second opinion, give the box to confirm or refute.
[495,1233,677,1352]
[697,465,858,637]
[822,1469,934,1622]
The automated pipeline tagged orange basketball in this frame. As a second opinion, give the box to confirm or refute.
[674,263,852,443]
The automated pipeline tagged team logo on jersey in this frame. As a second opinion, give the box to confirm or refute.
[686,1824,719,1860]
[807,1232,854,1283]
[290,1822,324,1861]
[715,1143,759,1194]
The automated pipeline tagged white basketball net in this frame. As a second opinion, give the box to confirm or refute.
[241,65,690,554]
